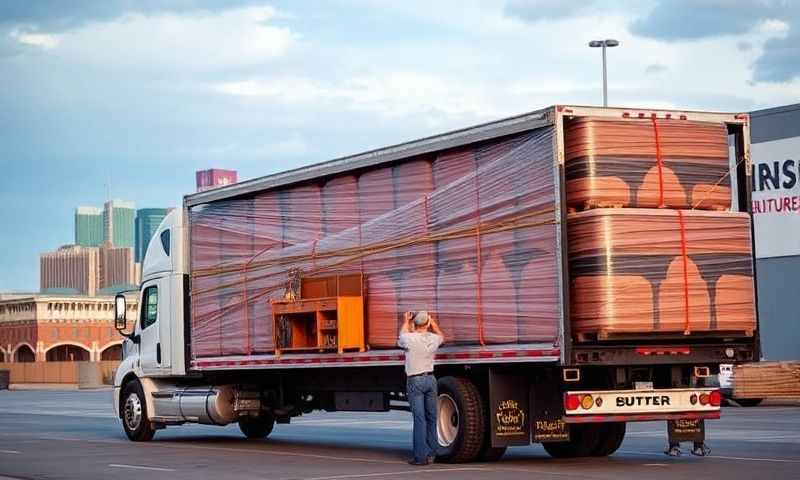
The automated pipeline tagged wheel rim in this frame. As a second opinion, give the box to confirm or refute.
[123,392,143,431]
[437,393,459,447]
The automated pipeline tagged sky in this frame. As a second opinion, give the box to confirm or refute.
[1,0,799,292]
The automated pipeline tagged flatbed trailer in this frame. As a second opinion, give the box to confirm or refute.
[111,105,759,462]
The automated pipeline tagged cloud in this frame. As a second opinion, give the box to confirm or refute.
[503,0,587,22]
[0,0,264,31]
[644,63,667,75]
[40,6,294,72]
[631,0,800,83]
[216,72,500,119]
[9,29,60,49]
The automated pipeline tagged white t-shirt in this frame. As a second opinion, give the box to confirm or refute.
[398,332,444,376]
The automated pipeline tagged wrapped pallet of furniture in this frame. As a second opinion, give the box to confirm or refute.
[733,362,800,400]
[564,117,731,211]
[568,208,756,340]
[358,166,400,347]
[392,159,436,346]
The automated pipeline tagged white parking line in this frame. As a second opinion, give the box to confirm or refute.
[620,450,800,463]
[302,468,485,480]
[0,450,20,454]
[109,464,175,472]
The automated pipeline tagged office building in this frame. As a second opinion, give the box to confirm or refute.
[40,244,139,297]
[103,200,135,248]
[98,245,137,293]
[40,246,99,296]
[135,208,171,262]
[74,206,103,247]
[196,168,238,192]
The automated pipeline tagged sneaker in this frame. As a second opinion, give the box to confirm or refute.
[408,459,429,466]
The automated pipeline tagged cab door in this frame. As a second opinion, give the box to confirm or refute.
[139,282,161,374]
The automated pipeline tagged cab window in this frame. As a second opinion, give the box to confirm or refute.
[140,286,158,330]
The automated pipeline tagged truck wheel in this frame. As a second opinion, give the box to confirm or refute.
[735,398,763,407]
[477,399,506,461]
[436,376,485,463]
[542,424,600,458]
[591,422,625,456]
[121,380,155,442]
[239,413,275,439]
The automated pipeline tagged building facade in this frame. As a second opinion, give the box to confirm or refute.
[74,206,104,247]
[98,245,137,293]
[0,294,137,363]
[196,168,238,192]
[135,208,170,262]
[40,244,139,296]
[104,200,136,248]
[750,104,800,360]
[40,245,99,296]
[750,104,800,361]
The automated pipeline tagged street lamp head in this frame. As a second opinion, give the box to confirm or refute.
[589,39,620,48]
[605,39,620,47]
[589,40,603,48]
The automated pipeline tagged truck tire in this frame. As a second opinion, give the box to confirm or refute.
[591,422,625,456]
[239,413,275,439]
[735,398,763,407]
[436,376,485,463]
[121,380,155,442]
[477,396,506,462]
[542,424,600,458]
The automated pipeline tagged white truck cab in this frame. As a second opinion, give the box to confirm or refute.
[112,209,191,438]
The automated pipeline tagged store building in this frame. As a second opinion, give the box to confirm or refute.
[750,103,800,360]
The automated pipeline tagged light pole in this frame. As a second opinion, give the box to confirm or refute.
[589,39,619,107]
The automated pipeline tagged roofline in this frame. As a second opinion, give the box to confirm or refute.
[184,106,556,207]
[751,103,800,118]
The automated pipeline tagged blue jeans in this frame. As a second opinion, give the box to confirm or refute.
[407,374,438,462]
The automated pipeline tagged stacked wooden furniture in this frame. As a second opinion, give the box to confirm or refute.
[565,117,757,342]
[564,117,731,211]
[733,362,800,400]
[271,273,365,355]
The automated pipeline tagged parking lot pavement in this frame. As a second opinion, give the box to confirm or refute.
[1,389,799,480]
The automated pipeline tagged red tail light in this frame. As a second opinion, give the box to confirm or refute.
[709,390,721,407]
[699,393,710,405]
[565,394,581,411]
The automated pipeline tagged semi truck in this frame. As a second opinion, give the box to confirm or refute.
[112,104,759,462]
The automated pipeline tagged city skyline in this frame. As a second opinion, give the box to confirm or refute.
[2,1,799,292]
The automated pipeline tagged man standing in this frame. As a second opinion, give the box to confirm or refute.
[398,310,444,465]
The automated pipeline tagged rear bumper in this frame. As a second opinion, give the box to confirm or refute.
[564,388,721,423]
[565,410,720,423]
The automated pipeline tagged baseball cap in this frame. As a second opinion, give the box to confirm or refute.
[412,311,430,326]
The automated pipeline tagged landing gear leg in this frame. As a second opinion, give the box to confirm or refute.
[691,441,711,456]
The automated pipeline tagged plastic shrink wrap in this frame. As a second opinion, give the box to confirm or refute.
[568,209,755,340]
[189,128,561,358]
[564,117,731,211]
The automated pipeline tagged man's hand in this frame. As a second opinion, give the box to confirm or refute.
[401,311,413,333]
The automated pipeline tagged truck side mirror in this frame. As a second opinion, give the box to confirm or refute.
[114,294,127,331]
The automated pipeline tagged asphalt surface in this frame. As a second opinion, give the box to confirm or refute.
[0,389,799,480]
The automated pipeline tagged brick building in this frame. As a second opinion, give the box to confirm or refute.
[0,294,137,363]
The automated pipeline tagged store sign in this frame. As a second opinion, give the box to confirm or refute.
[751,137,800,258]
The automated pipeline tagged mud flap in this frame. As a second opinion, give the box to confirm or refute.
[531,377,570,443]
[488,369,530,448]
[666,419,709,456]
